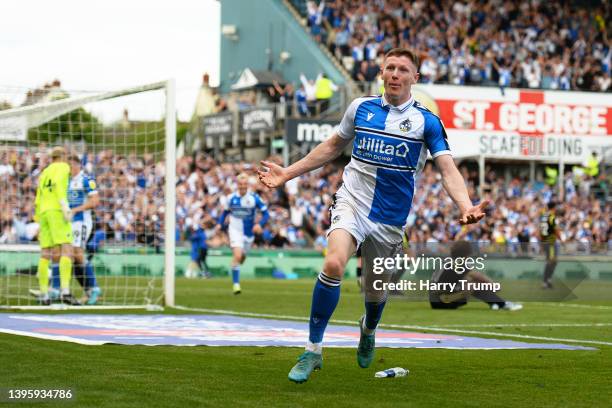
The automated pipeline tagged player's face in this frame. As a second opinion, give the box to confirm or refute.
[238,179,248,195]
[381,55,419,105]
[70,160,80,176]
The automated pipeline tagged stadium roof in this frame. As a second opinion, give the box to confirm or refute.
[230,68,286,90]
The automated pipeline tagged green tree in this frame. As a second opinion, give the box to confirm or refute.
[28,108,103,144]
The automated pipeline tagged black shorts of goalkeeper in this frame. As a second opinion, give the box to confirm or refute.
[429,240,475,310]
[429,268,471,309]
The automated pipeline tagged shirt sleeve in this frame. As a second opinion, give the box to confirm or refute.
[85,176,98,195]
[218,195,230,226]
[54,164,70,204]
[336,98,361,140]
[255,194,270,226]
[255,194,268,212]
[423,113,451,158]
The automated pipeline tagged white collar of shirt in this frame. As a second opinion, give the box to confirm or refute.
[381,95,414,112]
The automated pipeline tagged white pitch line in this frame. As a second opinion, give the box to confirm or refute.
[531,302,612,311]
[0,305,163,311]
[429,323,612,328]
[171,305,612,347]
[381,324,612,347]
[0,328,105,345]
[173,305,310,322]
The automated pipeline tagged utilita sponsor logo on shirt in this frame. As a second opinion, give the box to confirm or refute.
[356,136,409,158]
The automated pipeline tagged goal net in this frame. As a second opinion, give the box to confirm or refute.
[0,80,176,309]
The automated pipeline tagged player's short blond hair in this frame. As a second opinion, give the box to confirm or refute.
[50,146,66,160]
[237,173,249,182]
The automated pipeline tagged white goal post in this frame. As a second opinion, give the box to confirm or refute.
[0,80,176,309]
[164,79,176,307]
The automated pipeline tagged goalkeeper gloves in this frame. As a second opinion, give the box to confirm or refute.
[60,199,72,222]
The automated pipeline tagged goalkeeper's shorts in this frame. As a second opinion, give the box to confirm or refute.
[39,210,73,249]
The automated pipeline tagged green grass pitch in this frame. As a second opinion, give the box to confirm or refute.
[1,278,611,407]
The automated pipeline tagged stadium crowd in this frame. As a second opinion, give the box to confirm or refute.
[0,148,166,249]
[302,0,611,92]
[0,148,609,254]
[407,162,610,253]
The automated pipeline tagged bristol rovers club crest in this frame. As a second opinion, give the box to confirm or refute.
[399,118,412,132]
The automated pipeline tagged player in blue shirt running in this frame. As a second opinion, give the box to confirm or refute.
[219,173,269,294]
[259,48,489,383]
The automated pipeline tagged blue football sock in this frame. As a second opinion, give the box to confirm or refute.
[231,267,240,284]
[51,264,60,289]
[85,262,97,290]
[364,300,387,332]
[308,272,341,344]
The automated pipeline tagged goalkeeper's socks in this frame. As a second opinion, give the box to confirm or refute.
[231,266,240,284]
[308,272,341,346]
[51,264,60,289]
[473,290,505,306]
[363,300,387,335]
[59,256,72,293]
[85,262,97,289]
[38,257,50,295]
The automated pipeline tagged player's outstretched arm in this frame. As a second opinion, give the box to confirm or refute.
[258,133,351,188]
[434,154,489,225]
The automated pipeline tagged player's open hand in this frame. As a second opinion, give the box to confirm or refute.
[258,160,287,189]
[458,199,490,225]
[61,208,73,222]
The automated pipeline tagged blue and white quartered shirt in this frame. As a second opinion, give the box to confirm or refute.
[336,95,451,227]
[68,170,98,224]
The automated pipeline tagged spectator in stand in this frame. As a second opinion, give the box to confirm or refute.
[595,71,611,91]
[266,84,282,104]
[331,23,351,58]
[295,84,310,117]
[419,53,439,84]
[353,60,379,92]
[306,0,326,42]
[314,72,338,113]
[299,73,318,114]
